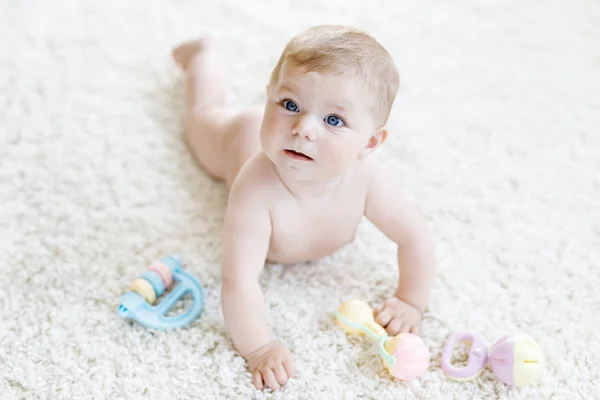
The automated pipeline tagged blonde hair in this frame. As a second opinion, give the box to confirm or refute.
[269,25,400,125]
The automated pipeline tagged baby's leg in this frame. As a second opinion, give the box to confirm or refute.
[173,38,263,186]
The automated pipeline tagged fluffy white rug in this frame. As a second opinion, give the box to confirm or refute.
[1,1,599,399]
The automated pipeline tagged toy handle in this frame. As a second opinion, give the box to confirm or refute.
[154,269,204,327]
[117,268,205,330]
[441,331,488,381]
[336,310,388,341]
[363,320,388,341]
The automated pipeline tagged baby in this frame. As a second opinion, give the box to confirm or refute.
[172,25,436,391]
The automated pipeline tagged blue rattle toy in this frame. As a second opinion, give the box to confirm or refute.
[116,255,204,329]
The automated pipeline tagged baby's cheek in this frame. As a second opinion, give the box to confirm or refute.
[260,117,281,147]
[260,113,274,134]
[326,141,355,169]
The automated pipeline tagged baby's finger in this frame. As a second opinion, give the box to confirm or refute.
[252,371,264,390]
[373,303,383,315]
[400,323,411,334]
[410,325,421,336]
[273,364,288,386]
[375,309,393,327]
[283,357,297,378]
[386,318,402,335]
[262,368,281,391]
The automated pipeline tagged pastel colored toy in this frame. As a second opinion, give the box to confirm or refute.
[441,331,544,386]
[116,255,204,330]
[336,299,430,381]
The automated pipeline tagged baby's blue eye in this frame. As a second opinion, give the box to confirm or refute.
[325,114,344,127]
[283,100,299,112]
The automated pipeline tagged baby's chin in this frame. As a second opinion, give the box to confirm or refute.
[261,146,355,182]
[277,162,354,184]
[267,155,322,181]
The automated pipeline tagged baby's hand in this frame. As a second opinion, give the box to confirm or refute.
[246,340,296,391]
[373,296,422,336]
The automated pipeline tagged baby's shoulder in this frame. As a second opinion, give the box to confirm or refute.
[229,152,281,200]
[351,156,388,190]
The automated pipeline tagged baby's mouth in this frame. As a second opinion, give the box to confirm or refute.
[284,149,313,161]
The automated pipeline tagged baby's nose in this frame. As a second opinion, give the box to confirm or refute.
[292,115,317,141]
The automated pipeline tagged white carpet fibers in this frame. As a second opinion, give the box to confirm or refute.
[1,1,599,399]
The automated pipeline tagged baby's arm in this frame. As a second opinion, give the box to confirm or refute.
[364,159,436,335]
[220,170,295,391]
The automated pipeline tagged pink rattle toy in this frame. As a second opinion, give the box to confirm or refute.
[336,299,430,381]
[441,331,544,386]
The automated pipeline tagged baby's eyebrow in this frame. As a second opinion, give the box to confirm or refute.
[330,103,352,114]
[278,84,296,94]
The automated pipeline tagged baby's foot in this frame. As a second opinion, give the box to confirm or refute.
[172,37,212,70]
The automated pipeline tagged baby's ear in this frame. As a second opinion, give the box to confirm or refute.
[358,127,388,160]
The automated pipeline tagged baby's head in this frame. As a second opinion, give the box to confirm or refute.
[260,25,400,182]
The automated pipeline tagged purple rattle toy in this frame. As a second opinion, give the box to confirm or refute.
[441,331,544,387]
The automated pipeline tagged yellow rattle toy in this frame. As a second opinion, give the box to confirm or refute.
[336,299,430,381]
